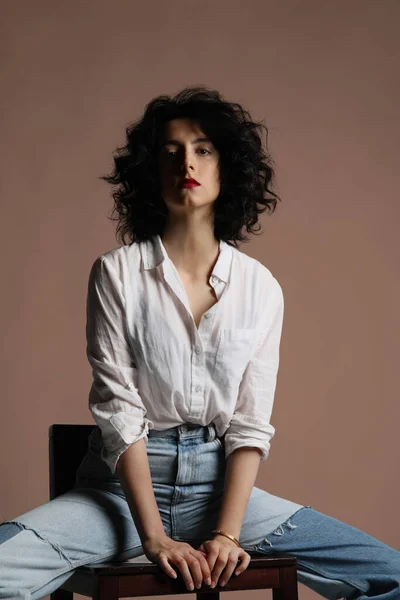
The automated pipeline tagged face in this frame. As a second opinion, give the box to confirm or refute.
[157,118,221,216]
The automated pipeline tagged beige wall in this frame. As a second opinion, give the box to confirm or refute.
[1,1,399,599]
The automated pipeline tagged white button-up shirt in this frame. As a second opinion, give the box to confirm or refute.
[86,234,284,474]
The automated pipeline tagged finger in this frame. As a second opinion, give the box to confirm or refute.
[210,551,229,587]
[185,553,204,589]
[172,555,195,590]
[234,551,251,576]
[219,554,241,586]
[158,554,178,580]
[193,550,212,585]
[204,544,220,572]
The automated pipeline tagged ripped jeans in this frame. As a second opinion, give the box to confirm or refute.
[1,423,400,600]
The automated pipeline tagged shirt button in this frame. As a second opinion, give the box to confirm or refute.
[195,385,201,392]
[205,313,211,319]
[211,276,217,283]
[195,347,201,355]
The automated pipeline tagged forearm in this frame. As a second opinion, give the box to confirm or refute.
[215,447,262,540]
[116,437,166,545]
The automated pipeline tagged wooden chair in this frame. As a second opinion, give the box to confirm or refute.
[49,424,299,600]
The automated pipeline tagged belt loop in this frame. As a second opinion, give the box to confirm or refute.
[206,423,216,442]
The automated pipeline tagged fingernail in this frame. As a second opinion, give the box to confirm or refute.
[188,583,194,590]
[206,578,212,585]
[211,582,216,588]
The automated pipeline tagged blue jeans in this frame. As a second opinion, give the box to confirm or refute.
[1,424,399,599]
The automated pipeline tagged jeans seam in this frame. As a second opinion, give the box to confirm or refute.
[3,521,74,568]
[31,546,146,594]
[295,558,368,595]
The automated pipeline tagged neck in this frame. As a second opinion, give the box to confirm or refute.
[160,223,220,283]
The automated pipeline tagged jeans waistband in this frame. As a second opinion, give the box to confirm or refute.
[148,422,218,442]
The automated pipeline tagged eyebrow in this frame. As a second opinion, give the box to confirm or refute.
[159,136,213,150]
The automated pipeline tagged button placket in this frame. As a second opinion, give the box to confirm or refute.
[189,275,220,416]
[191,339,205,416]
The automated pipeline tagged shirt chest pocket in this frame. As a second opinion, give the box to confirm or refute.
[213,328,256,389]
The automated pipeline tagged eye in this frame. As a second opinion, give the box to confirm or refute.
[161,147,212,159]
[160,150,177,160]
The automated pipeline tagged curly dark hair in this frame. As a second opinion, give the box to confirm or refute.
[101,85,281,249]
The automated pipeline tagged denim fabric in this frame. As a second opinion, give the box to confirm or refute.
[1,424,399,600]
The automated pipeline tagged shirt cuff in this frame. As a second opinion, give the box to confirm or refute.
[99,414,154,475]
[223,413,276,462]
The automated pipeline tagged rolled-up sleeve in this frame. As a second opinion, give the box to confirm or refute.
[86,255,154,474]
[224,277,284,462]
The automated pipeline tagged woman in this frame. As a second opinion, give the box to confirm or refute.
[1,86,399,600]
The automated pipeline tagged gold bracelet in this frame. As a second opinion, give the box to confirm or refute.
[212,529,241,547]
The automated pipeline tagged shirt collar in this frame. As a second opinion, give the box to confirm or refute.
[141,234,233,283]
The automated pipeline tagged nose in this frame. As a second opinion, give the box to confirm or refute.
[181,148,194,173]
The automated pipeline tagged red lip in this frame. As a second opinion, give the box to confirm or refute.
[181,178,200,187]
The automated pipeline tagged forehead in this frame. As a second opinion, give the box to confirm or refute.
[162,117,204,137]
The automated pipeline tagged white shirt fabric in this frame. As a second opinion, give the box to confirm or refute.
[86,234,285,475]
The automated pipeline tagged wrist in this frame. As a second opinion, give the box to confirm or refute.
[142,531,169,546]
[213,533,237,545]
[212,529,241,547]
[215,525,241,539]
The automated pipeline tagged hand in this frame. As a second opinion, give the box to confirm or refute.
[143,535,212,591]
[197,534,251,588]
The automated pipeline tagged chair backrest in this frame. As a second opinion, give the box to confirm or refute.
[49,424,96,499]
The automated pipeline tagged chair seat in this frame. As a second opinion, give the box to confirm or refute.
[60,554,297,598]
